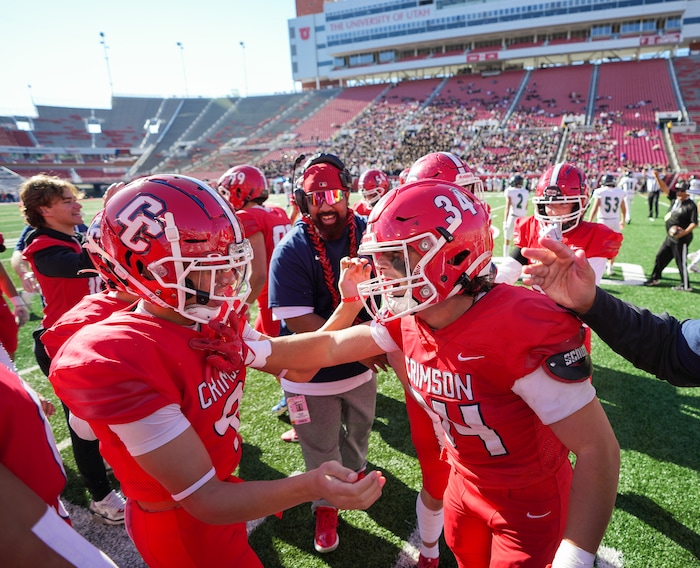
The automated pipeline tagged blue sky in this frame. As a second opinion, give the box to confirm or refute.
[1,0,297,115]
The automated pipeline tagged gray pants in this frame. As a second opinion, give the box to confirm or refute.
[285,374,377,511]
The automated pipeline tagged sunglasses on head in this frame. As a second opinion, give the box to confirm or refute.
[306,189,346,207]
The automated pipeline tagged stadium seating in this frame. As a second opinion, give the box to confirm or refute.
[0,56,697,190]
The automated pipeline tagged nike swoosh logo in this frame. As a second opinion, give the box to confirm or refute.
[526,511,551,519]
[457,354,485,361]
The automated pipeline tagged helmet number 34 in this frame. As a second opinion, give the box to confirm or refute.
[435,188,478,225]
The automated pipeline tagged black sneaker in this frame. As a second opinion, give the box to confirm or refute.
[643,279,660,286]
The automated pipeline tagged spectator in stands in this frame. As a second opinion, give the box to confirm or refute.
[522,236,700,387]
[268,153,383,554]
[587,173,626,276]
[19,174,125,526]
[644,175,697,291]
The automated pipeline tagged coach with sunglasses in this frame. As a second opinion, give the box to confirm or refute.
[268,153,384,555]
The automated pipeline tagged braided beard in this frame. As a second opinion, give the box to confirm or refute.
[303,210,359,309]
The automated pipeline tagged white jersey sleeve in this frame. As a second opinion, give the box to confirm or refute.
[512,366,596,425]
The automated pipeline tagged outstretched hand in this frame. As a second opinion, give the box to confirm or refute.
[520,236,597,314]
[315,461,385,511]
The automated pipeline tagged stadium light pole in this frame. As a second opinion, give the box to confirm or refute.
[99,32,114,99]
[176,42,189,97]
[240,41,248,97]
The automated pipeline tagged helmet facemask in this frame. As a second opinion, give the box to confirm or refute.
[143,212,253,324]
[357,179,493,323]
[360,185,385,206]
[534,188,587,233]
[99,176,254,325]
[358,232,440,322]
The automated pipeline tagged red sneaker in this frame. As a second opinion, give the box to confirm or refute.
[281,428,298,443]
[314,506,339,553]
[417,553,440,568]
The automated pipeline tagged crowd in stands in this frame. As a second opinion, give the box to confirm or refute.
[2,56,698,191]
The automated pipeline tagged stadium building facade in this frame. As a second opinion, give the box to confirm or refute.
[288,0,700,90]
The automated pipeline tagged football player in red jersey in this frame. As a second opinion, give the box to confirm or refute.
[240,179,620,568]
[397,150,490,566]
[496,163,623,286]
[0,363,117,566]
[48,174,385,568]
[217,164,292,336]
[355,169,390,216]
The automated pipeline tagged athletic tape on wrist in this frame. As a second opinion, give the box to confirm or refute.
[243,339,272,368]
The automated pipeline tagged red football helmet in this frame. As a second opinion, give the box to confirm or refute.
[358,169,390,206]
[533,163,589,233]
[398,167,410,185]
[84,210,127,292]
[406,151,484,201]
[357,179,493,322]
[217,164,269,210]
[99,174,253,324]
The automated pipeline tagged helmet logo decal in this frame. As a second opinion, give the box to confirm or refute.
[117,195,166,253]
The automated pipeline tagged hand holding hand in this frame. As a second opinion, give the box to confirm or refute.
[314,461,385,511]
[39,395,56,418]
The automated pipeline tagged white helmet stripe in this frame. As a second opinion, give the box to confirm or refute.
[550,163,566,186]
[439,151,467,174]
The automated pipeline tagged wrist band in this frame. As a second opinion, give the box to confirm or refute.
[171,467,216,501]
[10,295,24,308]
[341,295,361,303]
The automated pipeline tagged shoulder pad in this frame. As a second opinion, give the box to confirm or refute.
[544,345,592,383]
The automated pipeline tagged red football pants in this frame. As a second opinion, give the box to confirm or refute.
[125,499,263,568]
[443,459,572,567]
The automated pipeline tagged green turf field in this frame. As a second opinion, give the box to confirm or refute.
[0,189,698,567]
